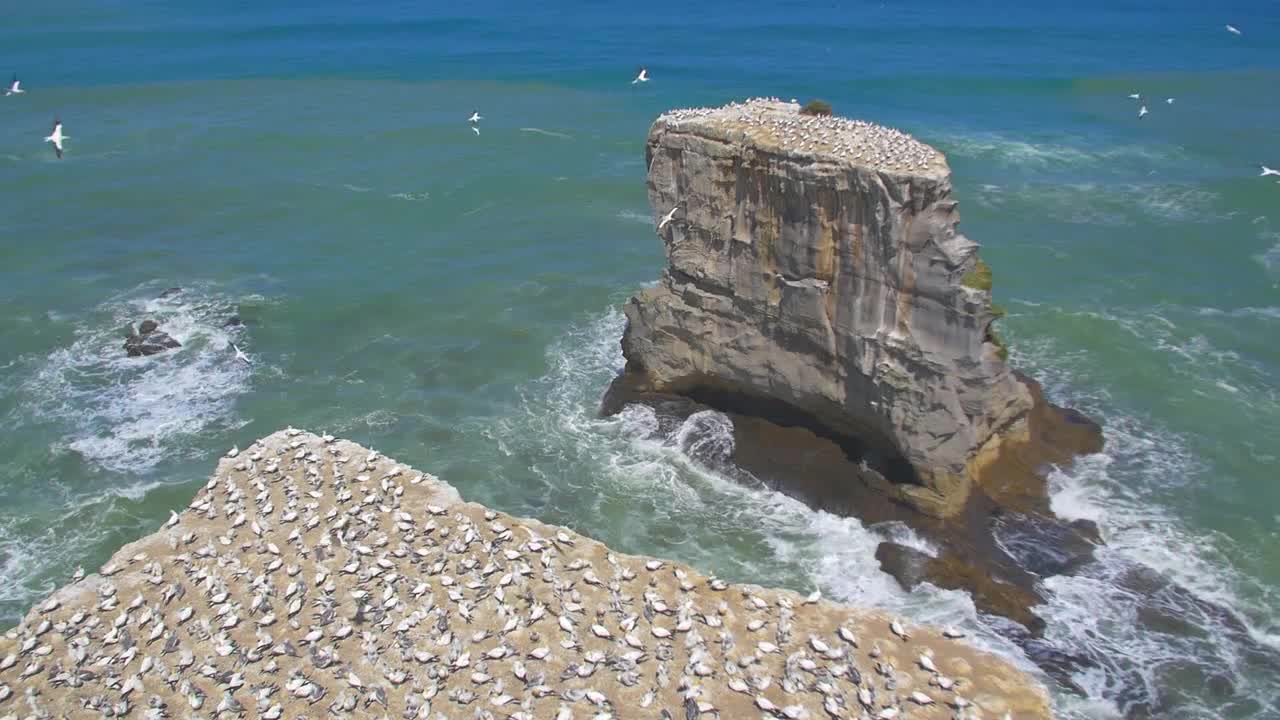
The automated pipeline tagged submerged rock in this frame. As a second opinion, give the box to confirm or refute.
[0,430,1055,719]
[123,320,181,357]
[613,98,1100,517]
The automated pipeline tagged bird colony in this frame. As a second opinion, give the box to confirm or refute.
[655,99,946,177]
[0,430,1048,719]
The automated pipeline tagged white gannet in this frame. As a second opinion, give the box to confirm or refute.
[657,204,680,231]
[631,67,649,84]
[468,111,482,123]
[5,75,23,96]
[471,125,480,136]
[1260,165,1280,177]
[231,343,251,365]
[1166,97,1175,104]
[1127,93,1141,100]
[1138,105,1149,119]
[44,119,65,159]
[1226,24,1242,36]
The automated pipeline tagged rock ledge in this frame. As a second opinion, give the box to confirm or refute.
[1,430,1050,719]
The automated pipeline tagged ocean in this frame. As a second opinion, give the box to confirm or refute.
[1,1,1278,717]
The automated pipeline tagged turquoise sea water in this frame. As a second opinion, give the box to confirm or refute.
[2,2,1279,717]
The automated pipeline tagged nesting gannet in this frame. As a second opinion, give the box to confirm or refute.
[468,111,482,123]
[5,75,23,96]
[1226,24,1242,35]
[631,67,649,84]
[231,343,251,365]
[1260,165,1280,177]
[44,119,65,159]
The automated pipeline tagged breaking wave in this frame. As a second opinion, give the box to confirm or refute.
[15,283,255,474]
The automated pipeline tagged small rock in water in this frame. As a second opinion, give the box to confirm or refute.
[124,320,181,357]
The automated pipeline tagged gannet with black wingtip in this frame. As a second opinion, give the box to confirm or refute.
[1260,165,1280,177]
[231,343,251,366]
[1138,105,1149,119]
[632,67,648,84]
[468,111,482,123]
[5,75,23,96]
[44,119,65,159]
[471,125,480,136]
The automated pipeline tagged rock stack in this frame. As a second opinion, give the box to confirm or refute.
[614,99,1098,517]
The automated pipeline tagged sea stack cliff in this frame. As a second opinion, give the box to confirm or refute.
[0,430,1052,719]
[614,99,1096,517]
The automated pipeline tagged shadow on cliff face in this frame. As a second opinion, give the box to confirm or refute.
[601,371,1280,717]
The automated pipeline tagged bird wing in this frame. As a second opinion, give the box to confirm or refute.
[53,142,62,159]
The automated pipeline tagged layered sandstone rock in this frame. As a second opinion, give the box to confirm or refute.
[618,99,1042,517]
[0,430,1052,719]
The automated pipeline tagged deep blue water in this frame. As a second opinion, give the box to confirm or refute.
[2,2,1279,718]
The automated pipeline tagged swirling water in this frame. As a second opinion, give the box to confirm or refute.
[2,2,1279,717]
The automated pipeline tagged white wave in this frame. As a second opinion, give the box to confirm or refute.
[1254,232,1280,274]
[17,284,254,475]
[520,127,574,140]
[616,209,653,226]
[974,182,1223,226]
[1012,329,1280,718]
[935,131,1172,168]
[1195,306,1280,321]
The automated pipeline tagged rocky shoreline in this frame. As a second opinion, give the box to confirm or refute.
[604,99,1108,683]
[0,430,1051,719]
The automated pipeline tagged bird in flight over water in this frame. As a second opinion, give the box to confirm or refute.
[44,119,66,159]
[1225,24,1242,36]
[632,67,649,84]
[1260,165,1280,178]
[5,75,23,96]
[231,343,251,365]
[468,111,482,123]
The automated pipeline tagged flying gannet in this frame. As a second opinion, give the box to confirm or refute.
[632,67,649,84]
[44,119,65,159]
[5,75,23,96]
[657,204,680,231]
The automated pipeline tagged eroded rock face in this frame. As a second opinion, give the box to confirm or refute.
[0,430,1052,719]
[618,99,1036,516]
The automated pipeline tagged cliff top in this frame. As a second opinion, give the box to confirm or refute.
[654,98,949,178]
[0,430,1049,719]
